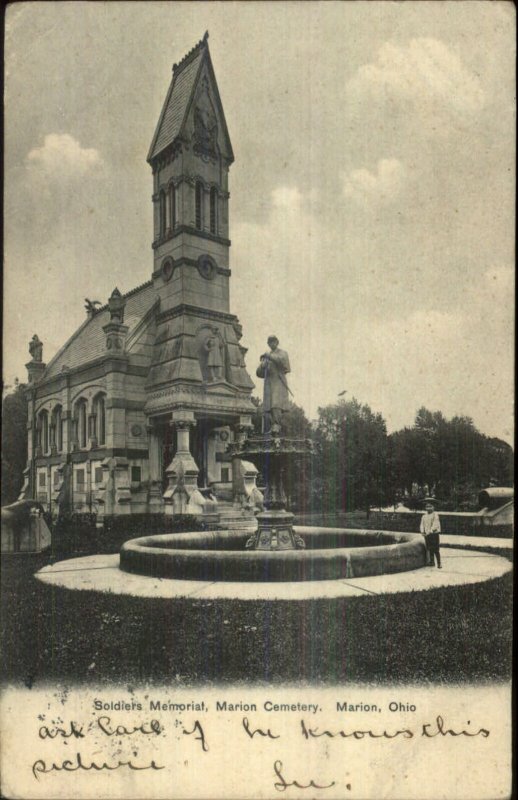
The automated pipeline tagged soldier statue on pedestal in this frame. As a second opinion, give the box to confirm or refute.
[256,336,291,433]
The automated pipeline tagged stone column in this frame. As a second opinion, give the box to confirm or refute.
[146,421,163,512]
[176,421,192,455]
[62,411,72,454]
[89,413,98,449]
[26,394,35,462]
[112,457,131,514]
[70,417,79,452]
[34,419,42,458]
[49,423,57,456]
[20,390,36,500]
[163,410,200,516]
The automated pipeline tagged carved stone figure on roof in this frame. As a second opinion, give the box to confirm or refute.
[85,298,101,317]
[29,335,43,363]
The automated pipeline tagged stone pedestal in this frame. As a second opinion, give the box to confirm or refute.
[95,457,131,519]
[25,360,46,384]
[18,464,32,500]
[163,412,203,516]
[50,463,65,520]
[113,457,132,514]
[248,509,305,551]
[232,459,264,512]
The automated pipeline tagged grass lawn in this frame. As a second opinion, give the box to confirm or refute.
[1,550,512,687]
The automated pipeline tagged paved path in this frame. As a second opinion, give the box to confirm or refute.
[440,534,513,552]
[36,545,512,601]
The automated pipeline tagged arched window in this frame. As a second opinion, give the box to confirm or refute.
[159,190,167,238]
[39,410,49,454]
[75,399,88,449]
[52,405,63,452]
[94,394,106,446]
[195,181,203,230]
[169,184,177,230]
[210,187,218,235]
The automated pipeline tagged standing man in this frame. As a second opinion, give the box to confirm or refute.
[256,336,291,433]
[420,500,442,568]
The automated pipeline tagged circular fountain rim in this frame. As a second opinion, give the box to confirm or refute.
[119,527,427,582]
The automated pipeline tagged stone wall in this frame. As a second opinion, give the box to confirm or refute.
[371,511,513,538]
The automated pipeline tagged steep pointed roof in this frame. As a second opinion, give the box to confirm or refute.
[147,32,234,165]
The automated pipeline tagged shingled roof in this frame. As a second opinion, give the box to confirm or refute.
[42,280,157,380]
[147,31,233,164]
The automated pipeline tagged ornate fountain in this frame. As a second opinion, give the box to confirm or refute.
[227,335,309,551]
[119,335,427,582]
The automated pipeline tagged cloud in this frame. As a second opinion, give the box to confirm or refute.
[232,184,513,442]
[342,158,405,206]
[271,186,303,210]
[348,38,485,121]
[26,133,103,176]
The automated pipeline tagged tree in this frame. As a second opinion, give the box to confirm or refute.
[314,398,388,513]
[388,408,514,508]
[486,437,514,486]
[2,381,28,505]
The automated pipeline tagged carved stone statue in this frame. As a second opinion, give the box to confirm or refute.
[256,336,291,433]
[204,329,223,382]
[84,298,101,316]
[193,79,218,156]
[29,335,43,363]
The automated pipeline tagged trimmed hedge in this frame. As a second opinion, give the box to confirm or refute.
[51,513,204,556]
[371,511,512,538]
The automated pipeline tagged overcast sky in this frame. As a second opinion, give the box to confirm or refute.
[4,1,515,442]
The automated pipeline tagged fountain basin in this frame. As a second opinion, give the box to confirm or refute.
[120,527,427,582]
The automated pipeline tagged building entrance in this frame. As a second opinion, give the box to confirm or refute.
[191,419,214,488]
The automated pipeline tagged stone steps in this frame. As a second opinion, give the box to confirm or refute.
[216,501,257,532]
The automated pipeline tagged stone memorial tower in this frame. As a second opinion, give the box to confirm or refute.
[145,32,256,516]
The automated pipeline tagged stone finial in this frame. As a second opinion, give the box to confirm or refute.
[28,335,43,363]
[103,289,128,354]
[108,288,126,324]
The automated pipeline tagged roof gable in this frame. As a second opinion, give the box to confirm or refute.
[148,32,233,164]
[41,281,157,380]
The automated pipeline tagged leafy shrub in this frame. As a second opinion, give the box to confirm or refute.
[370,511,512,538]
[51,513,205,556]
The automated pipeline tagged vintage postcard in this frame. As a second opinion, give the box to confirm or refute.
[2,2,514,798]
